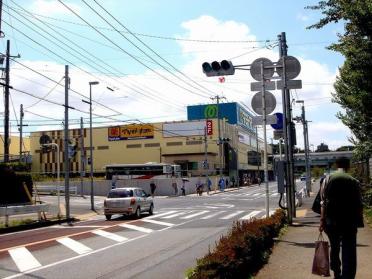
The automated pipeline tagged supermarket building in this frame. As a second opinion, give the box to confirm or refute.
[30,102,272,182]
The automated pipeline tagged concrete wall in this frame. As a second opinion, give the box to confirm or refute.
[36,176,229,197]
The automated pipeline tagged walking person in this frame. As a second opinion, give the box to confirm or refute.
[319,158,364,279]
[207,178,212,195]
[172,179,178,196]
[181,179,187,196]
[218,177,225,192]
[111,173,118,189]
[150,181,157,197]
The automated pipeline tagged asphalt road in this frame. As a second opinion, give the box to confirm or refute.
[0,183,283,279]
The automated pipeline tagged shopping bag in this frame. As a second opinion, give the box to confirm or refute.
[312,232,330,277]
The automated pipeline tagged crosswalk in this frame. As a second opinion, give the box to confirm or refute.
[0,208,276,277]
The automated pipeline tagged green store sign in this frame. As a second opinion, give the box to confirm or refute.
[204,105,218,118]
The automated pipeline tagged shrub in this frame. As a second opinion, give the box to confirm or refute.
[188,210,286,279]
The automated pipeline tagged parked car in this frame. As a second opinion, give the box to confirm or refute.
[104,187,154,220]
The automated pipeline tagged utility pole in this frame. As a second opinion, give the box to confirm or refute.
[260,61,270,218]
[204,126,209,193]
[211,95,225,179]
[80,117,85,197]
[64,65,70,220]
[256,126,260,181]
[18,104,28,162]
[3,40,10,162]
[296,100,311,196]
[279,32,295,223]
[2,40,20,162]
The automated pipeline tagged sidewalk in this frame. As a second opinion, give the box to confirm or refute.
[256,190,372,279]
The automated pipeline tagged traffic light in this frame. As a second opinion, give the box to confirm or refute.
[202,60,235,77]
[202,160,209,169]
[68,141,78,159]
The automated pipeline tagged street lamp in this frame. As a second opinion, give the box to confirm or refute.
[83,81,99,211]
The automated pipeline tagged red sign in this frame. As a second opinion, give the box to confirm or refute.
[206,120,213,135]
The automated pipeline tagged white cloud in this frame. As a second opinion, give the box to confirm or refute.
[296,13,310,22]
[29,0,81,16]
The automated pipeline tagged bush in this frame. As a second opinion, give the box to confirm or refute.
[188,210,286,279]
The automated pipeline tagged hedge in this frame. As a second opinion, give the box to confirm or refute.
[188,209,286,279]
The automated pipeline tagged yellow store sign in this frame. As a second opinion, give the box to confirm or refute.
[108,124,154,141]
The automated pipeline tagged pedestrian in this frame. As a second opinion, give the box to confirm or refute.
[181,180,186,196]
[218,177,225,192]
[257,177,261,186]
[150,181,157,197]
[231,176,236,187]
[207,178,212,194]
[225,178,229,188]
[319,158,364,279]
[172,179,178,196]
[111,173,118,189]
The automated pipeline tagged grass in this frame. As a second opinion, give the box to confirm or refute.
[0,218,35,229]
[364,207,372,227]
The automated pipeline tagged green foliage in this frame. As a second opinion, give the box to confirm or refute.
[307,1,372,158]
[311,166,325,178]
[0,218,35,229]
[188,210,286,279]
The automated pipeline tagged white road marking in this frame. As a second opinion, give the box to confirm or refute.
[8,247,42,272]
[119,223,153,233]
[161,211,193,219]
[252,193,260,197]
[181,210,210,219]
[240,210,262,220]
[220,210,244,220]
[57,237,92,255]
[200,211,226,219]
[145,210,177,219]
[92,229,128,242]
[141,219,174,227]
[261,210,276,219]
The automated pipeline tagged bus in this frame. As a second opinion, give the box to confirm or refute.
[105,162,181,180]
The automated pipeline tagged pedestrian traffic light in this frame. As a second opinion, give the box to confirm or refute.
[68,141,78,159]
[202,60,235,77]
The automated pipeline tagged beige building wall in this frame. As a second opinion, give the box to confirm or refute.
[0,134,30,159]
[29,119,270,175]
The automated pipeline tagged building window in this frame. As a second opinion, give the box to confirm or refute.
[166,142,183,146]
[186,140,202,145]
[97,146,109,150]
[144,143,160,147]
[127,144,142,148]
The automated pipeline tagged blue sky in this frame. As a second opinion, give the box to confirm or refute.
[0,0,351,149]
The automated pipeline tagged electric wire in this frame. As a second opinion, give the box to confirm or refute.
[57,0,211,99]
[91,0,215,96]
[4,3,186,111]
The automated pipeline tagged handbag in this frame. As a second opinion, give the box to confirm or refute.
[312,190,321,214]
[312,232,330,277]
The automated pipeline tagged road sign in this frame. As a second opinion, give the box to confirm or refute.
[250,58,275,81]
[276,80,302,90]
[276,56,301,79]
[252,115,277,126]
[250,81,275,91]
[271,112,284,130]
[273,129,284,140]
[251,91,276,115]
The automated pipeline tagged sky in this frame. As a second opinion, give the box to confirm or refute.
[0,0,352,150]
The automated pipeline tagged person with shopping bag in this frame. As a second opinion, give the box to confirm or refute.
[318,158,364,279]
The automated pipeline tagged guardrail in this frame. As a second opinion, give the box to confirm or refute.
[0,203,50,227]
[34,185,77,195]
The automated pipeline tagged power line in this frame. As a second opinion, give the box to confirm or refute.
[6,4,273,44]
[90,0,215,96]
[57,0,211,99]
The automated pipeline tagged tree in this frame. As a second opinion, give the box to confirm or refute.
[316,143,330,152]
[307,1,372,160]
[336,145,355,151]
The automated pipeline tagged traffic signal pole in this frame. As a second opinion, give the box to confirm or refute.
[64,65,70,221]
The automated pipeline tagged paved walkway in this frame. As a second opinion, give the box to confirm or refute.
[256,187,372,279]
